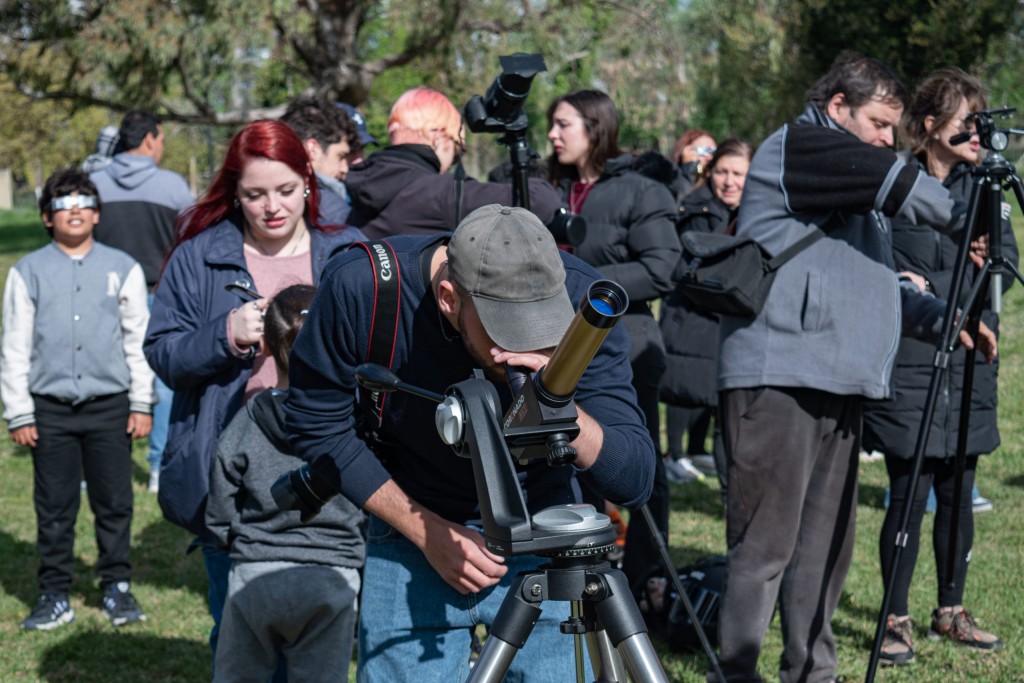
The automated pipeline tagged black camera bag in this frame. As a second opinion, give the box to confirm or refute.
[640,555,727,653]
[677,228,823,317]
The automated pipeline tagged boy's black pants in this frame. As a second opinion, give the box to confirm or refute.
[32,392,134,594]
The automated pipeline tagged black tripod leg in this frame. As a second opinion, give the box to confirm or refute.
[591,566,670,682]
[945,311,979,588]
[864,174,985,683]
[467,572,541,683]
[640,505,726,682]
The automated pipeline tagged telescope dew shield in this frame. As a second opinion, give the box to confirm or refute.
[538,280,628,401]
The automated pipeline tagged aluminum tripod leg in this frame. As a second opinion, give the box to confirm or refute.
[466,560,669,683]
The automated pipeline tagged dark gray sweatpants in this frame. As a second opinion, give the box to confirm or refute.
[214,561,360,683]
[712,387,859,683]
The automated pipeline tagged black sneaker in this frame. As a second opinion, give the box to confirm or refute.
[102,582,146,627]
[21,593,74,631]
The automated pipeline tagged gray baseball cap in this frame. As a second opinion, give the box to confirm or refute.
[447,205,575,352]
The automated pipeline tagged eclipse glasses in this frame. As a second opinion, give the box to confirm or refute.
[50,195,99,212]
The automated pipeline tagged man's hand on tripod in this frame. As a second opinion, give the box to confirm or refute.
[364,479,509,594]
[421,517,508,594]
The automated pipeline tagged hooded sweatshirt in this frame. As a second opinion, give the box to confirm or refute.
[206,389,365,568]
[717,104,959,400]
[90,153,193,287]
[345,144,561,239]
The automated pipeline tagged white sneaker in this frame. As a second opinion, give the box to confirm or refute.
[859,450,884,462]
[690,454,717,476]
[148,470,160,493]
[665,456,703,484]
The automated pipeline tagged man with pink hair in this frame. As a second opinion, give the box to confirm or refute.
[345,87,561,238]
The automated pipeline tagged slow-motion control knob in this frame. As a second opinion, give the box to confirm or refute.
[435,395,465,446]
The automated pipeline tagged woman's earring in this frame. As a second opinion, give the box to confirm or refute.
[233,197,240,209]
[303,187,310,198]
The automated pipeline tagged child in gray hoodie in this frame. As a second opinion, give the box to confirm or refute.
[206,284,364,682]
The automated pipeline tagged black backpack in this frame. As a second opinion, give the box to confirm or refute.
[640,555,726,653]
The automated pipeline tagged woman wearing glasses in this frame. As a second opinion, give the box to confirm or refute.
[669,129,717,199]
[862,67,1016,666]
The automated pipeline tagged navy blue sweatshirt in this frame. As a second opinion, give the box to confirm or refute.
[284,234,654,524]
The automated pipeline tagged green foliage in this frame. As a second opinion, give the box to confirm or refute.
[0,77,115,186]
[2,0,1024,181]
[792,0,1018,89]
[681,0,801,143]
[680,0,1024,145]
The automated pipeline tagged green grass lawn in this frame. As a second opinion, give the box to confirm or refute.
[1,205,1024,682]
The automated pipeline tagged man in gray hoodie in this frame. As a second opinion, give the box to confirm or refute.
[90,110,193,493]
[711,53,996,683]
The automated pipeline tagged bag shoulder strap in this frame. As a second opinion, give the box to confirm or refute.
[765,228,825,272]
[348,240,401,427]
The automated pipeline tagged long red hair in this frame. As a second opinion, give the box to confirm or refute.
[175,120,324,244]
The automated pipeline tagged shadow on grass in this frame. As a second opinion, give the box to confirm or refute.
[0,528,43,608]
[1004,473,1024,488]
[835,590,886,649]
[38,631,208,682]
[0,527,124,611]
[858,482,888,510]
[131,458,151,489]
[132,520,207,598]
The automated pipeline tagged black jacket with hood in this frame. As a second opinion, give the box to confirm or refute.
[659,184,732,408]
[560,154,680,366]
[862,156,1017,459]
[345,144,561,239]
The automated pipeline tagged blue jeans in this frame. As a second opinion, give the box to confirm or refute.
[200,541,231,659]
[358,515,593,683]
[147,294,173,473]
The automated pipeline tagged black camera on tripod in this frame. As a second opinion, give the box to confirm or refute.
[464,53,546,135]
[950,106,1024,152]
[464,53,587,247]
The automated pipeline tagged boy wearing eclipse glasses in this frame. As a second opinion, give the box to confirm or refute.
[1,167,155,631]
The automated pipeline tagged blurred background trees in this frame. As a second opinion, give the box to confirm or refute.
[0,0,1021,199]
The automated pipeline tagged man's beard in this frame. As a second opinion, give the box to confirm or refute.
[457,303,504,383]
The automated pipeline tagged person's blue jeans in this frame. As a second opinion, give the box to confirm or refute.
[358,515,593,683]
[199,541,231,661]
[146,294,173,474]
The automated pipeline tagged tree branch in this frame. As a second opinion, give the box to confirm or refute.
[173,36,216,119]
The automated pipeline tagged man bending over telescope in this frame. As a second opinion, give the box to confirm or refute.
[282,204,655,682]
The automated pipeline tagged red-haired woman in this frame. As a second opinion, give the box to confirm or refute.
[669,128,717,198]
[144,119,361,662]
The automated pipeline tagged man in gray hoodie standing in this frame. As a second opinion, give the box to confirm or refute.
[91,110,193,493]
[711,53,996,683]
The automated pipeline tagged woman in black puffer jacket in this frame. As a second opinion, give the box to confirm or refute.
[547,90,680,594]
[660,139,754,496]
[861,68,1016,665]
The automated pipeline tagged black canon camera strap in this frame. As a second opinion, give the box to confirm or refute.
[349,240,401,428]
